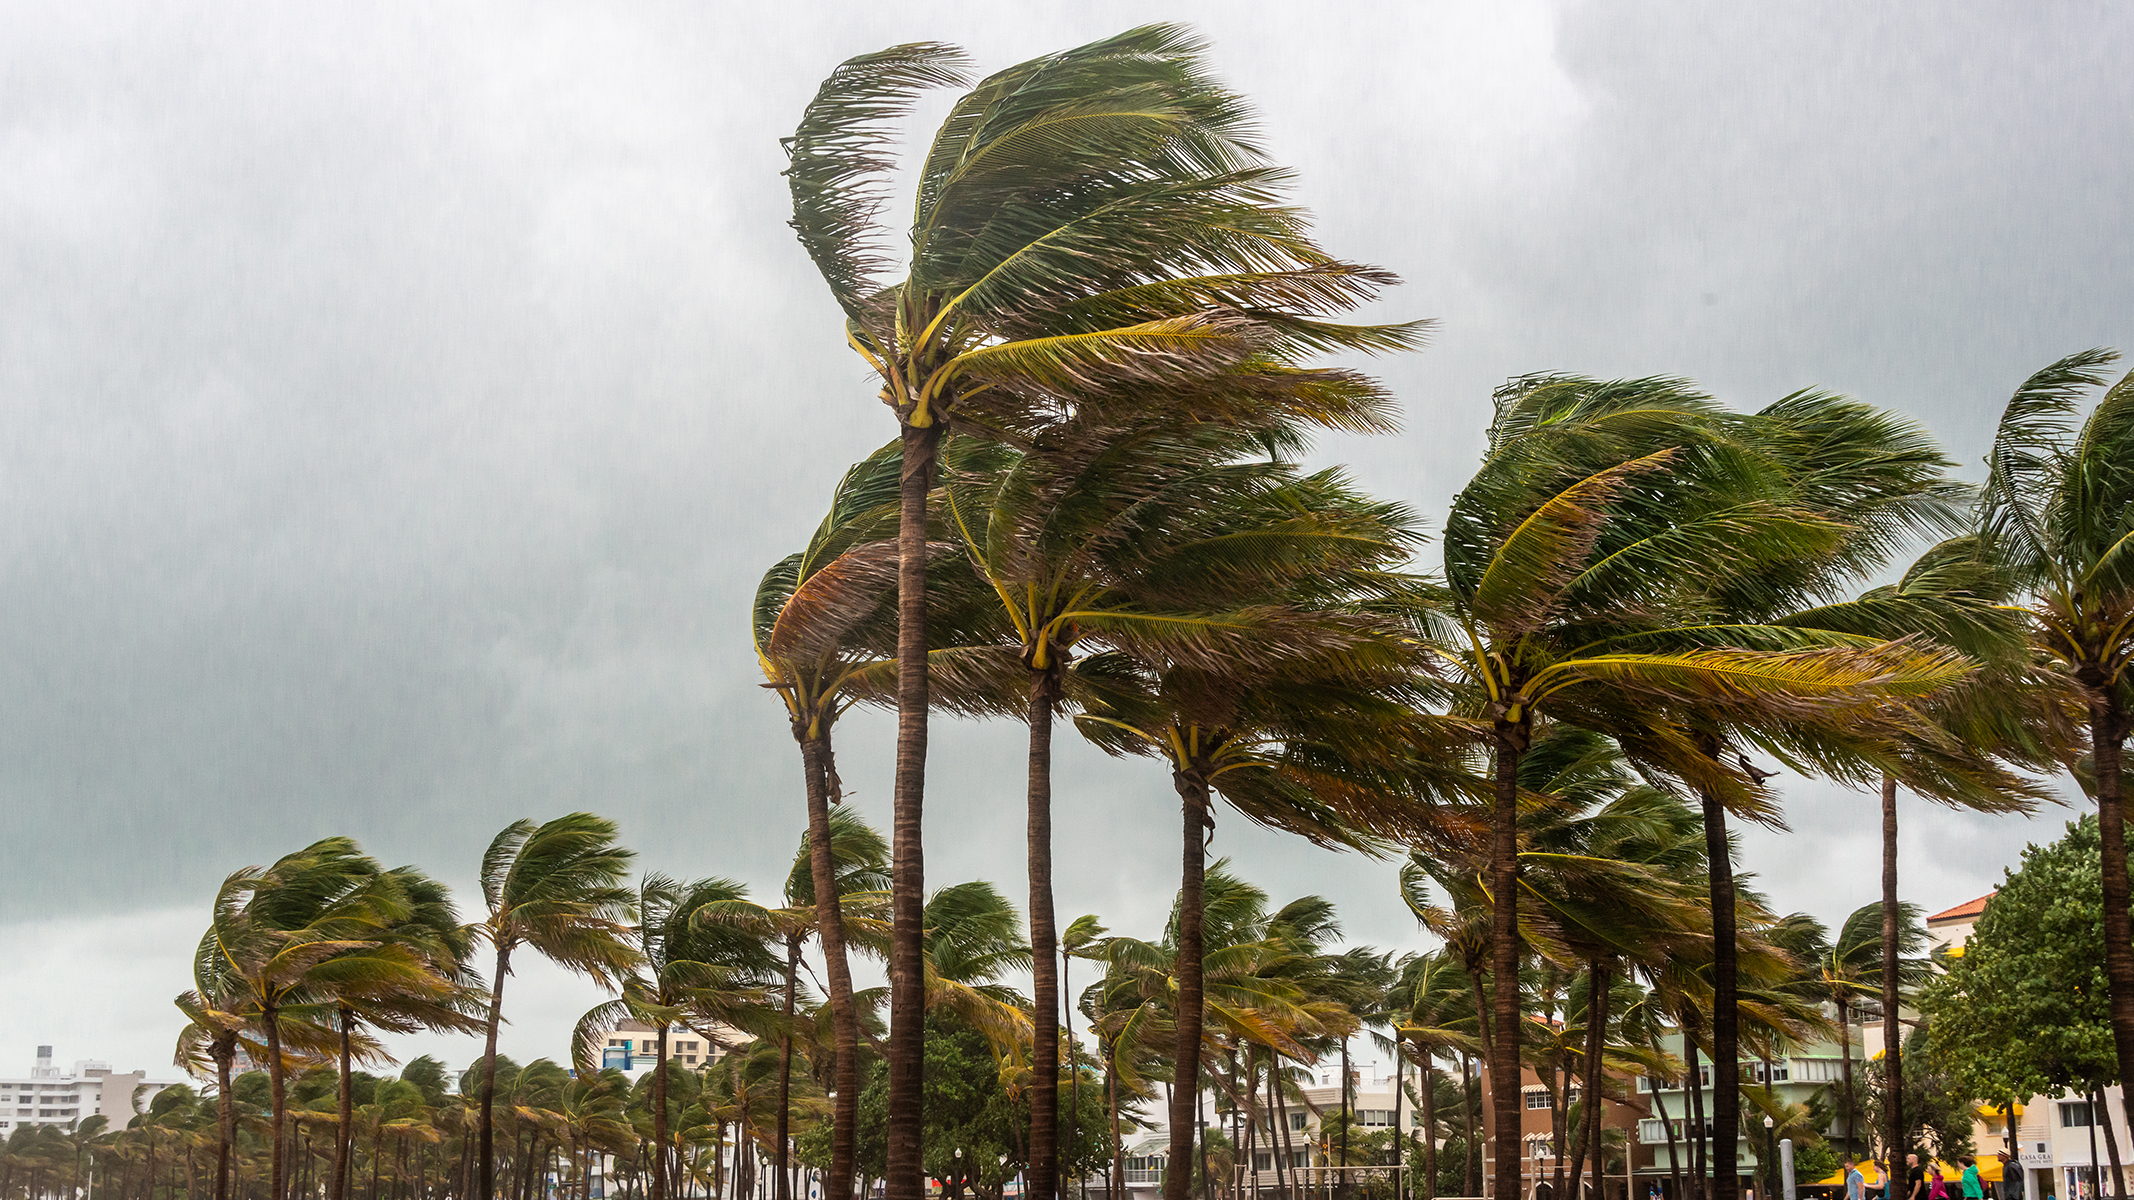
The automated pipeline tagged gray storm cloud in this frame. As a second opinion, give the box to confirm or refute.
[0,0,2127,1070]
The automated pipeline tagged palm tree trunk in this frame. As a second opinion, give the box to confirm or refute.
[266,1004,289,1200]
[1685,1038,1706,1200]
[1109,1036,1124,1200]
[1168,767,1212,1200]
[480,941,512,1200]
[216,1037,238,1200]
[654,1024,672,1200]
[1462,1052,1480,1199]
[1836,997,1854,1162]
[2087,698,2134,1152]
[1419,1050,1439,1200]
[1568,960,1609,1200]
[795,733,860,1200]
[2096,1087,2126,1200]
[1880,774,1903,1180]
[1340,1038,1353,1197]
[1699,790,1740,1200]
[1489,728,1527,1200]
[1068,948,1082,1200]
[884,418,942,1200]
[1392,1043,1409,1200]
[1653,1066,1683,1200]
[1028,670,1062,1200]
[1268,1071,1289,1200]
[779,932,799,1200]
[335,1010,356,1200]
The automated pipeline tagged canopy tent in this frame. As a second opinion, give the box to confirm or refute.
[1811,1160,2005,1187]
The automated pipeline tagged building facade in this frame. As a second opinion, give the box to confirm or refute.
[0,1046,176,1134]
[1478,1059,1655,1200]
[586,1017,737,1078]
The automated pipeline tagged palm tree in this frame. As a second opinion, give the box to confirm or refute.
[759,437,977,1200]
[316,867,485,1200]
[1435,374,1975,1200]
[472,814,638,1200]
[1973,348,2134,1131]
[1786,902,1928,1159]
[697,818,889,1200]
[940,415,1426,1192]
[1383,951,1479,1200]
[575,874,778,1200]
[198,839,402,1200]
[783,29,1420,1193]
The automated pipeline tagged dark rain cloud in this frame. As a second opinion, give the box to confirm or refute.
[0,0,2128,1068]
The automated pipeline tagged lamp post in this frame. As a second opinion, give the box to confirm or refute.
[1763,1116,1777,1200]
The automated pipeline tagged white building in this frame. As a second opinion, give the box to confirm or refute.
[0,1046,178,1134]
[584,1018,739,1079]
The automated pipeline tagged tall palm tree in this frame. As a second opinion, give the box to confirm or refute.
[940,416,1424,1192]
[1786,902,1928,1159]
[472,814,638,1200]
[1973,348,2134,1131]
[783,29,1420,1194]
[1435,374,1975,1200]
[1383,951,1479,1200]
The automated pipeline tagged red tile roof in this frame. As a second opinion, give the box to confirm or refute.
[1927,893,1994,923]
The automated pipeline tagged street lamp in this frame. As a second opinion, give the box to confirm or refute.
[1764,1116,1778,1200]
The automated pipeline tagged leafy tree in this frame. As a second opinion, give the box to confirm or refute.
[783,27,1420,1197]
[1925,815,2123,1124]
[1974,349,2134,1133]
[471,814,637,1200]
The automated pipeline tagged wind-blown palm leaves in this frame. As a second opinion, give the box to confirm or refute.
[938,413,1433,1183]
[192,838,408,1200]
[1434,373,1988,1200]
[317,867,485,1200]
[471,815,637,1200]
[784,28,1423,1195]
[1973,348,2134,1130]
[573,874,778,1200]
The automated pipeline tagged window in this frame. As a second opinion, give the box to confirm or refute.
[1359,1110,1394,1128]
[1289,1112,1308,1131]
[1565,1087,1582,1105]
[1527,1092,1551,1110]
[2061,1102,2094,1128]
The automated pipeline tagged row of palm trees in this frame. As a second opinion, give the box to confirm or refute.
[161,773,1981,1200]
[774,21,2134,1200]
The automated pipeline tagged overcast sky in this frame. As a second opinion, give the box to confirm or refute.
[2,0,2129,1082]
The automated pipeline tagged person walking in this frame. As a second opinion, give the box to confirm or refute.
[1995,1155,2025,1200]
[1910,1156,1931,1200]
[1962,1158,1985,1200]
[1848,1160,1867,1200]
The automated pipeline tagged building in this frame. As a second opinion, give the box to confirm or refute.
[584,1018,740,1079]
[1628,1033,1864,1200]
[0,1046,178,1134]
[1925,893,2126,1200]
[1478,1058,1655,1200]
